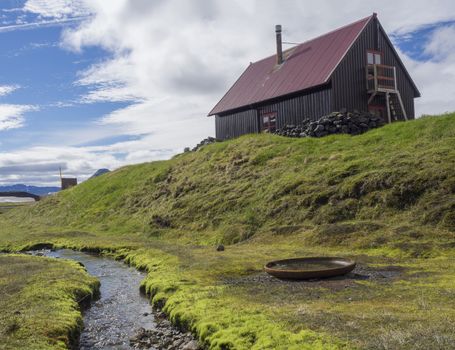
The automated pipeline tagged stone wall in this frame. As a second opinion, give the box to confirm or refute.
[273,111,386,138]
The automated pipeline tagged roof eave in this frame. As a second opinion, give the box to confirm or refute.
[209,82,332,116]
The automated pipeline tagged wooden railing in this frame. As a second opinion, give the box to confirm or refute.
[366,64,397,92]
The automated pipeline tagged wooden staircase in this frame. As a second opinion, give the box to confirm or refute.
[386,91,407,123]
[367,64,408,123]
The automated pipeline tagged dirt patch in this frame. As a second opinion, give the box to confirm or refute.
[221,264,404,292]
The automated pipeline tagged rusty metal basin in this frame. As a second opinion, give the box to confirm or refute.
[264,257,356,280]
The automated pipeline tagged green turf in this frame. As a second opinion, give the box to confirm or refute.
[0,113,454,349]
[0,255,99,350]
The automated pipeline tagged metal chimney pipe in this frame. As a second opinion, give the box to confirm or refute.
[275,24,283,65]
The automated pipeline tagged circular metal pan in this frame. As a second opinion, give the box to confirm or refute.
[264,257,356,280]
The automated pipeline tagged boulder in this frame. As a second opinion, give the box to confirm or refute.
[216,244,225,252]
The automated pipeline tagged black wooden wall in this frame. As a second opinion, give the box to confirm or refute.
[331,17,417,119]
[215,109,258,140]
[257,87,332,128]
[331,18,375,112]
[215,87,332,140]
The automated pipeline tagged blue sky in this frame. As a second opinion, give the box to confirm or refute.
[392,20,455,62]
[0,1,129,151]
[1,0,455,186]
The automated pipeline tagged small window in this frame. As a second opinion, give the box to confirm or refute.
[261,111,277,132]
[367,52,374,65]
[375,53,381,64]
[367,50,382,65]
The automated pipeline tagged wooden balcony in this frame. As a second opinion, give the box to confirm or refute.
[366,64,397,93]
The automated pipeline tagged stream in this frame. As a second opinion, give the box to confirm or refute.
[47,249,154,349]
[37,249,198,350]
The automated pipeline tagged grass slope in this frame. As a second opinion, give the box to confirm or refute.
[0,255,99,350]
[1,114,455,349]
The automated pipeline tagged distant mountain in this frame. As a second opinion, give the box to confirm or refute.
[89,168,110,179]
[0,184,60,196]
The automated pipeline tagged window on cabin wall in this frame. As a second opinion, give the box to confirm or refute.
[366,50,384,91]
[367,50,382,65]
[260,111,277,132]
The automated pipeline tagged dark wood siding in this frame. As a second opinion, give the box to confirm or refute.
[332,17,416,119]
[258,87,332,128]
[215,109,258,140]
[331,19,375,112]
[215,87,332,139]
[377,27,416,119]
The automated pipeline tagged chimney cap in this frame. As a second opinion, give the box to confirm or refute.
[275,24,282,32]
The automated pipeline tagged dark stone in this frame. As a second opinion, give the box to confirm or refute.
[216,244,225,252]
[314,124,325,132]
[151,215,171,228]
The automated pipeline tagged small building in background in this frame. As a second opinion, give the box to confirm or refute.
[61,177,77,190]
[59,167,77,190]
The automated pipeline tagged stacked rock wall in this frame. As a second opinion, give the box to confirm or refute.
[273,111,386,138]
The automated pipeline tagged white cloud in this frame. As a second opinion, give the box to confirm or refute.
[0,104,36,130]
[0,0,91,33]
[423,24,455,61]
[0,85,19,96]
[23,0,91,19]
[0,140,175,186]
[0,16,89,33]
[3,0,455,186]
[59,0,455,124]
[396,23,455,115]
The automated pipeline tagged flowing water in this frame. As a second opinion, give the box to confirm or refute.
[46,249,155,349]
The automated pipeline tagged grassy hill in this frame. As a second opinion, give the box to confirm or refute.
[1,114,455,349]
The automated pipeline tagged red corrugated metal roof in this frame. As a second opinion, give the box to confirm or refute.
[209,15,373,116]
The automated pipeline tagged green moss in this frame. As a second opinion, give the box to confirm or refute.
[0,255,99,350]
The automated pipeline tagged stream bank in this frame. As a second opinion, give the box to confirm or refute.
[29,249,199,350]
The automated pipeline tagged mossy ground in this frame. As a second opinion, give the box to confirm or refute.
[0,202,32,215]
[0,114,454,349]
[0,254,99,350]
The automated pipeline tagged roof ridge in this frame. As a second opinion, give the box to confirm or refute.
[251,14,374,65]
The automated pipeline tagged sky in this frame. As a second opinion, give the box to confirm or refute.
[0,0,455,186]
